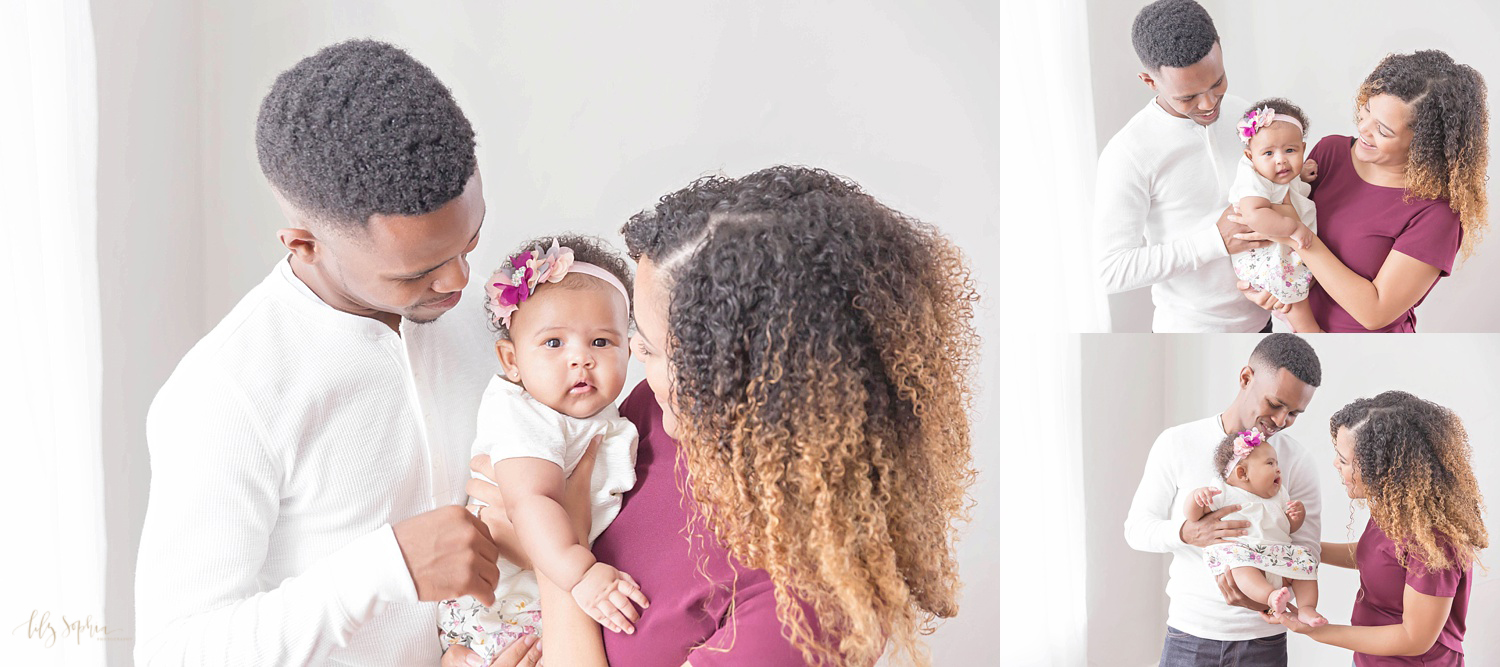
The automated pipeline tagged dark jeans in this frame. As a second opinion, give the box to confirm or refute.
[1159,625,1287,667]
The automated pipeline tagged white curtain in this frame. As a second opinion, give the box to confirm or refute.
[0,1,107,665]
[999,0,1099,664]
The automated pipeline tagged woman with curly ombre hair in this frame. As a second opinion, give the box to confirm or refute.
[1234,50,1489,333]
[461,165,979,667]
[1269,391,1488,665]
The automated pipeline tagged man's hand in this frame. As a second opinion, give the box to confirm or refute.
[1179,503,1250,547]
[1215,571,1271,612]
[1237,281,1291,313]
[1300,158,1318,182]
[1216,206,1272,255]
[440,635,541,667]
[392,505,501,605]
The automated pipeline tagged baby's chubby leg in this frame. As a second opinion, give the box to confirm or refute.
[1290,579,1327,627]
[1229,567,1277,609]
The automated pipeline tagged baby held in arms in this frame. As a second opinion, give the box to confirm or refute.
[439,236,646,663]
[1229,98,1319,305]
[1185,429,1325,626]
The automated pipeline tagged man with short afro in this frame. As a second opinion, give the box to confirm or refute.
[1126,333,1323,667]
[135,40,541,667]
[1094,0,1272,333]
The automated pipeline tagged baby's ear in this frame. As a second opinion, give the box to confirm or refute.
[495,339,521,380]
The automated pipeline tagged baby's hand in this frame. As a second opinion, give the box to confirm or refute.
[1300,158,1318,182]
[1289,224,1315,250]
[1193,487,1221,509]
[1285,500,1305,523]
[571,562,650,634]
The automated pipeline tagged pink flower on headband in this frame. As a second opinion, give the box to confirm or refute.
[486,240,576,329]
[1224,427,1267,478]
[1238,106,1276,143]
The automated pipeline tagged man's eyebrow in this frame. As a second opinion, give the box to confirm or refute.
[396,222,484,279]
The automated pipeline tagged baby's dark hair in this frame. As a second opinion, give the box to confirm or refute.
[485,234,633,340]
[1212,432,1240,480]
[1245,97,1310,138]
[1132,0,1219,72]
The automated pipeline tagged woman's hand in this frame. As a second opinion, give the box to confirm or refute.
[1237,281,1292,314]
[439,635,541,667]
[1228,209,1307,248]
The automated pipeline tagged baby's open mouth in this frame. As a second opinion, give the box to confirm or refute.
[569,379,594,394]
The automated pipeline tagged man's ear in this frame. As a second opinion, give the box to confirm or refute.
[496,339,521,382]
[271,188,326,264]
[1138,71,1158,91]
[1238,365,1255,391]
[277,227,321,264]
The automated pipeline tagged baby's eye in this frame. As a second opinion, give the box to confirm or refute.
[593,338,610,348]
[544,338,562,348]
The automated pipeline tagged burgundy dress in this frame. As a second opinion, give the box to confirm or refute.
[593,381,819,666]
[1304,135,1462,332]
[1351,518,1469,666]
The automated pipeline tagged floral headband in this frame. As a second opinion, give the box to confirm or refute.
[1223,428,1267,478]
[1237,105,1304,144]
[484,239,631,329]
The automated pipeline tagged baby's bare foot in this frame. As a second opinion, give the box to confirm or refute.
[1298,606,1328,628]
[1267,587,1293,616]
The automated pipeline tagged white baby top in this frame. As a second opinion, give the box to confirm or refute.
[467,375,638,602]
[1227,157,1318,303]
[1209,479,1293,546]
[1227,156,1317,233]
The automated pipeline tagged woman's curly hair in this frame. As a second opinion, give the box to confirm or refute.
[1329,391,1487,573]
[1357,50,1490,259]
[482,233,633,340]
[621,166,979,666]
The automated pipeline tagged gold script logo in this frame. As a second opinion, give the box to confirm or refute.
[12,609,128,647]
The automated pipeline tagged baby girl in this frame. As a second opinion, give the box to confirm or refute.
[439,236,647,662]
[1229,98,1319,305]
[1185,429,1325,626]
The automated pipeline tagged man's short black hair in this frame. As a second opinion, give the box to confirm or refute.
[1132,0,1219,72]
[1250,333,1321,387]
[255,39,477,229]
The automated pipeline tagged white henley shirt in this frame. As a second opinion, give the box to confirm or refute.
[1093,94,1270,332]
[134,257,499,665]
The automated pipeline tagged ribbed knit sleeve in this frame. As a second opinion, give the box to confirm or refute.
[1093,138,1228,294]
[133,357,418,666]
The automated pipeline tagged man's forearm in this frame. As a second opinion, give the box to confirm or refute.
[135,526,412,666]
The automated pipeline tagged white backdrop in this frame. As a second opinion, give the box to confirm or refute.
[1084,0,1500,332]
[1078,334,1500,666]
[91,1,999,665]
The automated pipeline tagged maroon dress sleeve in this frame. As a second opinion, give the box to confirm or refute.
[1390,203,1462,277]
